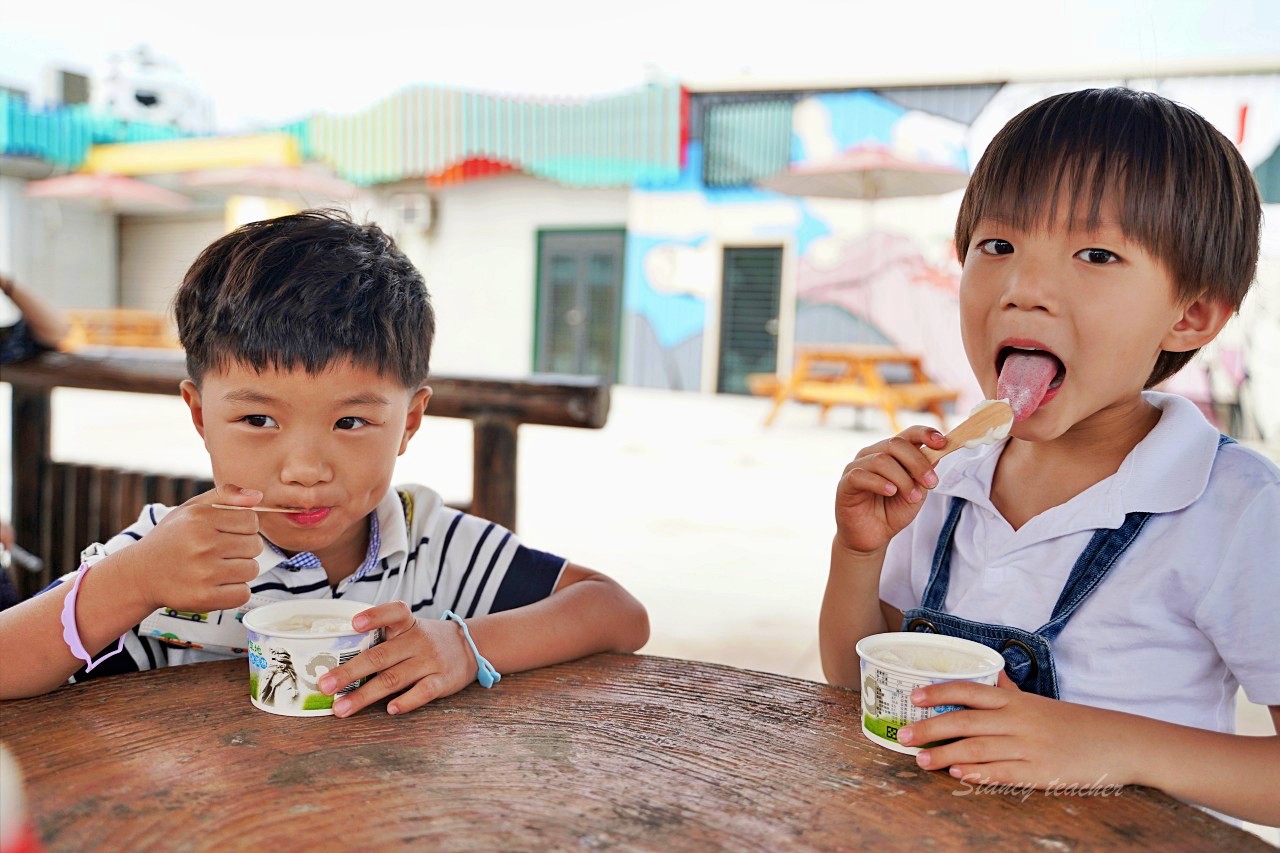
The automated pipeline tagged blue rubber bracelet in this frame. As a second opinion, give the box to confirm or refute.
[440,610,501,688]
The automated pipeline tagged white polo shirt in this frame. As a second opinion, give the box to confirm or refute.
[61,484,567,679]
[880,392,1280,733]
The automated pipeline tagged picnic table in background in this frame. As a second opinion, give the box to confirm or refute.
[0,653,1262,851]
[750,344,958,432]
[61,308,180,350]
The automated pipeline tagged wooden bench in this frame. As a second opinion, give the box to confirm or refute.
[752,344,958,432]
[4,350,609,599]
[63,309,180,350]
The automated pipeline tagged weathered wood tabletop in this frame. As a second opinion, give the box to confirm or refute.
[0,654,1262,851]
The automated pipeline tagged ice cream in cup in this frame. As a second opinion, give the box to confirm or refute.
[854,632,1005,755]
[242,600,381,717]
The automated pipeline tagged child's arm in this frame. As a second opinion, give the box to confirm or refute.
[0,484,264,699]
[898,678,1280,825]
[819,425,948,688]
[316,564,649,718]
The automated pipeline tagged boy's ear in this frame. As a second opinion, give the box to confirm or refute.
[398,386,432,455]
[1161,296,1234,353]
[180,380,207,441]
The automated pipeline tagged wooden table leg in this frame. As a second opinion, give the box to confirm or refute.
[882,405,902,434]
[11,385,51,599]
[763,389,789,426]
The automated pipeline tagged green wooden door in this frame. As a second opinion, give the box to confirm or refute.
[717,247,782,394]
[535,230,625,381]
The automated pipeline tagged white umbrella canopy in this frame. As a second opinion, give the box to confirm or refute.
[25,173,193,213]
[760,145,968,200]
[179,165,361,201]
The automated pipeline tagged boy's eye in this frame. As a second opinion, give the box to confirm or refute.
[1074,248,1121,265]
[975,239,1014,256]
[242,415,278,428]
[335,417,369,431]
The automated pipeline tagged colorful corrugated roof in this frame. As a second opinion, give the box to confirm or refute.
[281,83,687,187]
[0,91,188,170]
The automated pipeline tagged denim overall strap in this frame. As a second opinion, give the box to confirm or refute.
[1034,511,1151,645]
[916,496,967,611]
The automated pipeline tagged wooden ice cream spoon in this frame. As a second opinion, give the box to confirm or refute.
[921,400,1014,466]
[211,504,300,513]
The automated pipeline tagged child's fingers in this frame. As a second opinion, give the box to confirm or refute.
[852,452,924,502]
[351,601,415,636]
[386,673,450,715]
[915,735,1023,773]
[946,761,1034,786]
[218,534,264,560]
[322,641,411,706]
[913,680,1009,711]
[840,467,902,499]
[189,483,263,509]
[219,557,261,584]
[898,425,948,450]
[881,435,941,487]
[201,582,252,612]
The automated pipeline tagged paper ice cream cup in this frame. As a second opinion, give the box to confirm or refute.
[242,599,381,717]
[855,632,1005,755]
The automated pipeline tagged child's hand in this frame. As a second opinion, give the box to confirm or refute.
[835,426,948,555]
[896,674,1141,788]
[127,483,264,613]
[318,602,478,718]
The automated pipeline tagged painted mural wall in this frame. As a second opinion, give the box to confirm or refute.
[624,74,1280,440]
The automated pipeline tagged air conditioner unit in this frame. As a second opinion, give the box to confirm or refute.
[389,193,437,236]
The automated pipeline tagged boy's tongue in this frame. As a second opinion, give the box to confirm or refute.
[997,351,1059,421]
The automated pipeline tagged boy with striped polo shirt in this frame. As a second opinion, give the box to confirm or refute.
[0,210,649,716]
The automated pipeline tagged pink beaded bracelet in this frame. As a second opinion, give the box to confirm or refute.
[60,563,125,672]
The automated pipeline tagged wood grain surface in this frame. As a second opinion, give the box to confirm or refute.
[0,654,1263,852]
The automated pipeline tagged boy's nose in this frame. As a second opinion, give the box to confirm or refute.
[279,444,333,487]
[1002,258,1057,313]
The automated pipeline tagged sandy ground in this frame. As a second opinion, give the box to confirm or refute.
[2,382,1276,841]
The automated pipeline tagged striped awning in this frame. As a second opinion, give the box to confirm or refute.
[282,83,687,188]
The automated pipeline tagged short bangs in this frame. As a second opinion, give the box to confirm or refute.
[954,87,1259,312]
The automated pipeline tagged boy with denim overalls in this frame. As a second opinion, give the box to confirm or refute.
[819,89,1279,826]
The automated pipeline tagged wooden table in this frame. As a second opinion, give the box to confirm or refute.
[753,345,958,432]
[0,655,1260,851]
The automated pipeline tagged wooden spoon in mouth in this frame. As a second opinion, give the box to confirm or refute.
[921,400,1014,466]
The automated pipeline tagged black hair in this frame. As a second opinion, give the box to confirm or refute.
[174,209,434,389]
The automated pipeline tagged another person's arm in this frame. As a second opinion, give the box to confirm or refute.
[900,680,1280,825]
[0,484,264,699]
[819,425,947,688]
[0,275,71,349]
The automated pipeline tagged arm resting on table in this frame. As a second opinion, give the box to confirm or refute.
[0,549,156,699]
[463,563,650,674]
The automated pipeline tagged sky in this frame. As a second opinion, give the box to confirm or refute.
[2,0,1277,131]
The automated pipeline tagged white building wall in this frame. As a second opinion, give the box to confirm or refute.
[377,175,628,377]
[0,177,117,309]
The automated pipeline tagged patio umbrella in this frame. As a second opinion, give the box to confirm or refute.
[760,145,970,386]
[25,173,193,212]
[759,144,969,200]
[179,165,360,201]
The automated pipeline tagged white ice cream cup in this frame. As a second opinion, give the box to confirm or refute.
[855,632,1005,755]
[242,599,381,717]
